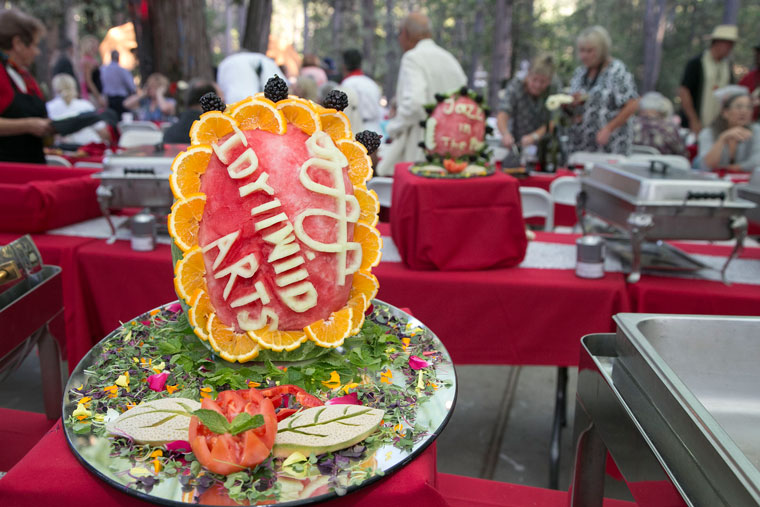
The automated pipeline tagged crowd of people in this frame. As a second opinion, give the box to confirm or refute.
[1,5,759,173]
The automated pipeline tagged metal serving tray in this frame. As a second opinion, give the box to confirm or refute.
[569,314,760,507]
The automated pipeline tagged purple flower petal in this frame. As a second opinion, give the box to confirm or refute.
[167,303,182,313]
[409,355,430,370]
[326,392,360,405]
[166,440,191,452]
[147,371,169,392]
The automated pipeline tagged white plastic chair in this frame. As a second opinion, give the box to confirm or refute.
[73,161,104,169]
[519,187,554,231]
[118,129,164,148]
[45,154,72,167]
[631,144,661,155]
[628,153,692,170]
[549,176,581,207]
[367,177,393,209]
[567,152,627,171]
[118,121,161,132]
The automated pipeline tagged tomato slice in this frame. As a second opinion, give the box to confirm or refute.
[189,387,278,475]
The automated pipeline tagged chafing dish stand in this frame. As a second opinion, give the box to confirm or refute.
[577,161,754,283]
[0,265,64,420]
[569,314,760,507]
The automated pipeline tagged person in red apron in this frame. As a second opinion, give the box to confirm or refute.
[0,8,52,164]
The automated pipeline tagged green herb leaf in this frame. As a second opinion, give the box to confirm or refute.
[229,413,264,435]
[191,409,230,434]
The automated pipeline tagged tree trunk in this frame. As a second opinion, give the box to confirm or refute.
[361,0,377,77]
[147,0,213,82]
[242,0,273,53]
[467,0,485,88]
[383,0,398,99]
[722,0,740,24]
[488,0,513,111]
[127,0,154,81]
[332,0,347,73]
[642,0,667,92]
[302,0,310,55]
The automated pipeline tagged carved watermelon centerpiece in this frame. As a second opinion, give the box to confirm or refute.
[168,82,382,362]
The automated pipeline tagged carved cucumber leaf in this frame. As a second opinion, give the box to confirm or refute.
[106,397,201,444]
[273,404,384,458]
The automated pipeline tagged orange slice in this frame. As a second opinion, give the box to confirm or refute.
[320,110,352,142]
[353,222,382,270]
[347,293,368,335]
[337,139,372,185]
[169,145,212,200]
[350,269,379,301]
[174,246,207,304]
[354,186,379,226]
[304,307,353,348]
[188,289,213,341]
[168,193,206,252]
[247,328,308,352]
[206,313,261,362]
[277,98,321,135]
[229,97,287,134]
[189,111,238,145]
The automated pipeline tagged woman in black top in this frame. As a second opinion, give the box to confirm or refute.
[0,8,52,164]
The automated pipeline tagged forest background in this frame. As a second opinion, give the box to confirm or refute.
[5,0,757,112]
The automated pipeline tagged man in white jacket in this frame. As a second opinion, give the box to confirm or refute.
[376,12,467,176]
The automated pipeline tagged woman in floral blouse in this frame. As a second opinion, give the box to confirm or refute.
[568,26,639,155]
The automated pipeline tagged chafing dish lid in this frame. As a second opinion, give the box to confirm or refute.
[98,145,186,178]
[584,161,745,204]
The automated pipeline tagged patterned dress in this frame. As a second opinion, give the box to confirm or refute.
[568,58,638,155]
[498,77,553,140]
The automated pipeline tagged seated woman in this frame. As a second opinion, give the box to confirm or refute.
[697,86,760,171]
[123,72,176,122]
[632,92,686,156]
[46,73,111,145]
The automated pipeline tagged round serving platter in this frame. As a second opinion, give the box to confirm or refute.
[62,299,457,506]
[409,164,495,179]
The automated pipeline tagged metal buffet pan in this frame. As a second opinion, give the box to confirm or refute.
[576,160,755,283]
[95,145,184,242]
[569,314,760,507]
[735,168,760,225]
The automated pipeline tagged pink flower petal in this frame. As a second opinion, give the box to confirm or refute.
[409,355,430,370]
[167,303,182,313]
[326,392,361,405]
[166,440,192,452]
[147,371,169,392]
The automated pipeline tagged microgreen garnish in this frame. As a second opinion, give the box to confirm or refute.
[191,409,265,436]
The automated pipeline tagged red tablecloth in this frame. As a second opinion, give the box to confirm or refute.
[391,163,527,270]
[0,420,447,507]
[0,162,101,233]
[377,232,630,366]
[517,169,578,227]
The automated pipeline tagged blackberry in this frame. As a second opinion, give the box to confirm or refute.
[323,90,348,111]
[199,92,225,113]
[264,75,289,102]
[355,130,382,155]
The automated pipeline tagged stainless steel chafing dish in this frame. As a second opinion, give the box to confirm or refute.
[576,160,755,282]
[570,314,760,506]
[95,145,185,241]
[736,168,760,225]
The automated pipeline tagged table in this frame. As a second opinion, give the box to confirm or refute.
[391,162,527,270]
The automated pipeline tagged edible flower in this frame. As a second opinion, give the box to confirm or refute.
[341,382,359,394]
[326,392,360,406]
[78,396,92,406]
[166,440,191,453]
[150,309,160,317]
[103,385,119,398]
[115,371,130,391]
[393,423,406,437]
[147,371,169,392]
[129,466,152,477]
[408,355,430,370]
[167,303,182,313]
[72,403,92,420]
[247,381,260,388]
[165,384,179,394]
[199,386,213,399]
[379,369,393,385]
[152,361,165,374]
[321,370,341,389]
[280,452,309,479]
[401,337,411,351]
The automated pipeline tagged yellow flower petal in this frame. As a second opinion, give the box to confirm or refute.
[341,383,359,394]
[115,374,130,389]
[72,403,92,419]
[321,370,341,389]
[150,450,163,458]
[165,384,179,394]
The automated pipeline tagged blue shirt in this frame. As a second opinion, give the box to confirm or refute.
[100,62,135,97]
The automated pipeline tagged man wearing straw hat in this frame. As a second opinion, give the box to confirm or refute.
[738,41,760,120]
[678,24,737,134]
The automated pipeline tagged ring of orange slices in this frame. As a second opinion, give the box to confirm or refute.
[168,96,381,363]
